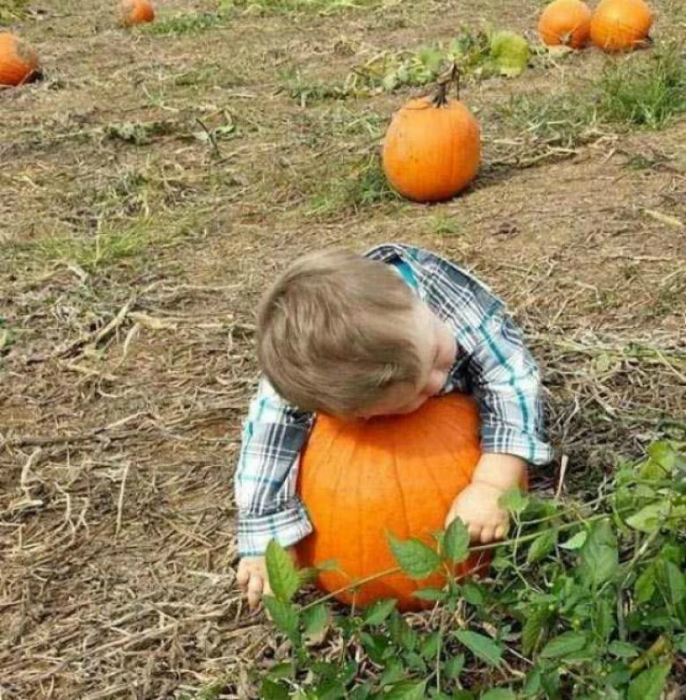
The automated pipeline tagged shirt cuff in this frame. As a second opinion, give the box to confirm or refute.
[481,423,554,466]
[237,500,313,557]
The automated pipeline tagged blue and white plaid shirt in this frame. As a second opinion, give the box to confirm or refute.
[234,244,553,557]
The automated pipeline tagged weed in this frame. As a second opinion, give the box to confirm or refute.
[228,0,379,16]
[498,92,600,151]
[0,0,29,25]
[255,441,686,698]
[141,11,230,36]
[308,154,399,218]
[105,121,175,146]
[430,213,462,237]
[279,69,354,106]
[352,28,530,94]
[598,45,686,129]
[35,216,189,272]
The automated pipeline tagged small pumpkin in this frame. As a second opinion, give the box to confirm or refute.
[295,394,494,611]
[119,0,155,27]
[538,0,592,49]
[590,0,653,52]
[381,69,481,203]
[0,33,39,87]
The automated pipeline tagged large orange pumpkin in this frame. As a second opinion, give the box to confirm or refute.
[119,0,155,27]
[538,0,592,49]
[381,78,481,203]
[590,0,653,52]
[0,33,39,87]
[295,394,491,611]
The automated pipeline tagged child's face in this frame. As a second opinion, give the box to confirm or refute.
[353,302,457,419]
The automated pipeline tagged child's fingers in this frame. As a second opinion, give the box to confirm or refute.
[494,524,508,540]
[479,526,495,544]
[247,574,265,611]
[263,575,273,597]
[467,523,482,542]
[236,565,250,590]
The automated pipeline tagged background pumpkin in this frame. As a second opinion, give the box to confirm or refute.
[590,0,653,52]
[538,0,592,49]
[0,33,39,87]
[381,78,481,203]
[295,394,492,611]
[119,0,155,27]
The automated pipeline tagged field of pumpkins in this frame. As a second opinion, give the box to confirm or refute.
[1,0,685,698]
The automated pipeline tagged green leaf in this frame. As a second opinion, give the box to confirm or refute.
[657,560,686,606]
[363,598,397,626]
[378,658,403,687]
[265,540,300,601]
[261,679,290,700]
[444,653,465,680]
[303,603,329,642]
[499,487,530,515]
[540,631,587,659]
[626,503,671,534]
[628,662,672,700]
[488,31,530,77]
[444,518,470,564]
[263,596,300,645]
[413,586,447,602]
[522,608,548,656]
[384,680,427,699]
[527,530,557,564]
[608,641,640,659]
[388,533,442,578]
[578,519,618,588]
[523,667,542,696]
[635,565,657,604]
[559,531,588,550]
[455,630,503,667]
[462,582,486,606]
[481,690,516,700]
[420,631,441,659]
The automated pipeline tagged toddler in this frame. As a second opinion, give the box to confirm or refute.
[235,243,552,609]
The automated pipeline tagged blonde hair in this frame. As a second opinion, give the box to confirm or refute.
[257,249,423,415]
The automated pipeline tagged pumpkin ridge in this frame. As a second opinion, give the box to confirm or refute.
[323,418,351,581]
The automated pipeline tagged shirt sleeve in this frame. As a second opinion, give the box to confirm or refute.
[234,377,315,557]
[466,310,553,466]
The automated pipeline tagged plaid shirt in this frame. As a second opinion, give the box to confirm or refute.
[235,244,553,557]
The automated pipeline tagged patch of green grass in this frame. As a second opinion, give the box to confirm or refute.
[35,216,191,273]
[141,10,230,36]
[598,45,686,129]
[229,0,379,15]
[498,92,600,151]
[498,45,686,166]
[429,213,462,237]
[308,154,399,218]
[0,0,29,25]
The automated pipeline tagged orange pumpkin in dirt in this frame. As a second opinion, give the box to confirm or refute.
[381,77,481,203]
[538,0,592,49]
[295,394,492,611]
[119,0,155,27]
[0,33,39,87]
[590,0,653,52]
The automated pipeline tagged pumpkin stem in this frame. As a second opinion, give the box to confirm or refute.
[432,62,461,107]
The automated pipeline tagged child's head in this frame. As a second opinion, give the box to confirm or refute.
[257,249,457,417]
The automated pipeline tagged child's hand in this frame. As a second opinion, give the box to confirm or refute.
[237,547,296,610]
[444,482,509,544]
[237,556,271,610]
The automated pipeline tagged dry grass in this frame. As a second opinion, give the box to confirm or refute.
[1,0,685,697]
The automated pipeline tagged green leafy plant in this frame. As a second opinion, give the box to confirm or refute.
[251,441,686,698]
[352,28,531,95]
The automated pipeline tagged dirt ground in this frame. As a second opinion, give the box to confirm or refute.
[1,0,685,697]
